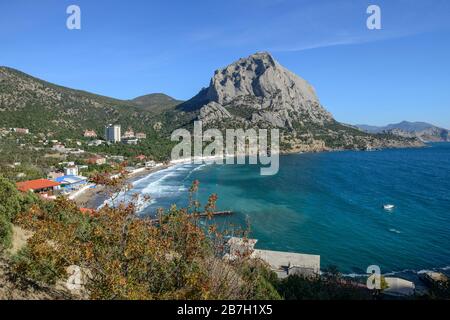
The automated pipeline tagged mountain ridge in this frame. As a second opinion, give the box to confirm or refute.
[0,53,425,154]
[356,121,449,142]
[0,66,169,138]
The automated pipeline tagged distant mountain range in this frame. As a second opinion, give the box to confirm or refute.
[0,52,425,155]
[355,121,449,142]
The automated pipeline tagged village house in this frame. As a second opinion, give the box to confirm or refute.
[135,155,146,161]
[145,160,157,168]
[16,179,61,195]
[123,128,135,139]
[83,129,97,138]
[0,128,9,136]
[67,148,85,155]
[122,138,138,145]
[11,128,30,134]
[54,175,88,193]
[64,165,79,176]
[87,139,104,147]
[87,156,106,165]
[136,132,147,139]
[52,143,66,152]
[47,171,65,180]
[108,155,125,162]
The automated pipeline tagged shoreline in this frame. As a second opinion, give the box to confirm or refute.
[73,164,173,209]
[75,144,429,209]
[71,144,450,288]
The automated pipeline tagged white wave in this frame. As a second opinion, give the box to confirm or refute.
[100,162,212,214]
[131,165,180,186]
[343,266,450,278]
[388,228,402,234]
[185,164,207,180]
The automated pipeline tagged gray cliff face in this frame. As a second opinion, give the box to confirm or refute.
[192,52,333,128]
[387,127,449,142]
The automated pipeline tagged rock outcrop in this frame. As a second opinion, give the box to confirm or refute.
[177,52,423,151]
[180,52,333,128]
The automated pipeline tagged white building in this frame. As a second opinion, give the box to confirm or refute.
[105,124,121,143]
[145,161,156,168]
[64,166,79,176]
[122,138,138,145]
[88,139,104,147]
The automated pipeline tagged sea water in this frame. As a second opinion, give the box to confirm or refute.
[121,143,450,275]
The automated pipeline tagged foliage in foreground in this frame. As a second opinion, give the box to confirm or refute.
[276,266,371,300]
[9,175,280,300]
[0,175,38,248]
[1,174,377,300]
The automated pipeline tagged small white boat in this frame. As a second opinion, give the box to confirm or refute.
[383,204,395,210]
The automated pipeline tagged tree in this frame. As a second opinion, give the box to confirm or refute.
[0,175,22,221]
[0,176,23,248]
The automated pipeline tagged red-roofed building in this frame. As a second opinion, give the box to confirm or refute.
[16,179,61,193]
[135,155,146,161]
[84,130,97,138]
[123,128,135,139]
[87,156,106,165]
[13,128,30,134]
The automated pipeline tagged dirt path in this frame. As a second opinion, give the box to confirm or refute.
[9,225,33,255]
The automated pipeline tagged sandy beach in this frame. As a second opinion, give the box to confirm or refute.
[73,164,173,209]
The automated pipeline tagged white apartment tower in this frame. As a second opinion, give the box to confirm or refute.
[105,124,121,143]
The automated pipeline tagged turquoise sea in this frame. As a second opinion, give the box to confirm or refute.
[121,143,450,275]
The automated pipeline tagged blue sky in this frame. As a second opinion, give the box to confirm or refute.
[1,0,450,128]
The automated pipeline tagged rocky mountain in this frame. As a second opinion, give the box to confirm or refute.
[178,52,332,127]
[176,52,423,152]
[356,121,449,142]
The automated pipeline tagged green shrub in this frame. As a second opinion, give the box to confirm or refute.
[0,214,13,249]
[12,246,64,285]
[0,175,23,248]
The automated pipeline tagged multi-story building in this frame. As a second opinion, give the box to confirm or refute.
[105,124,121,143]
